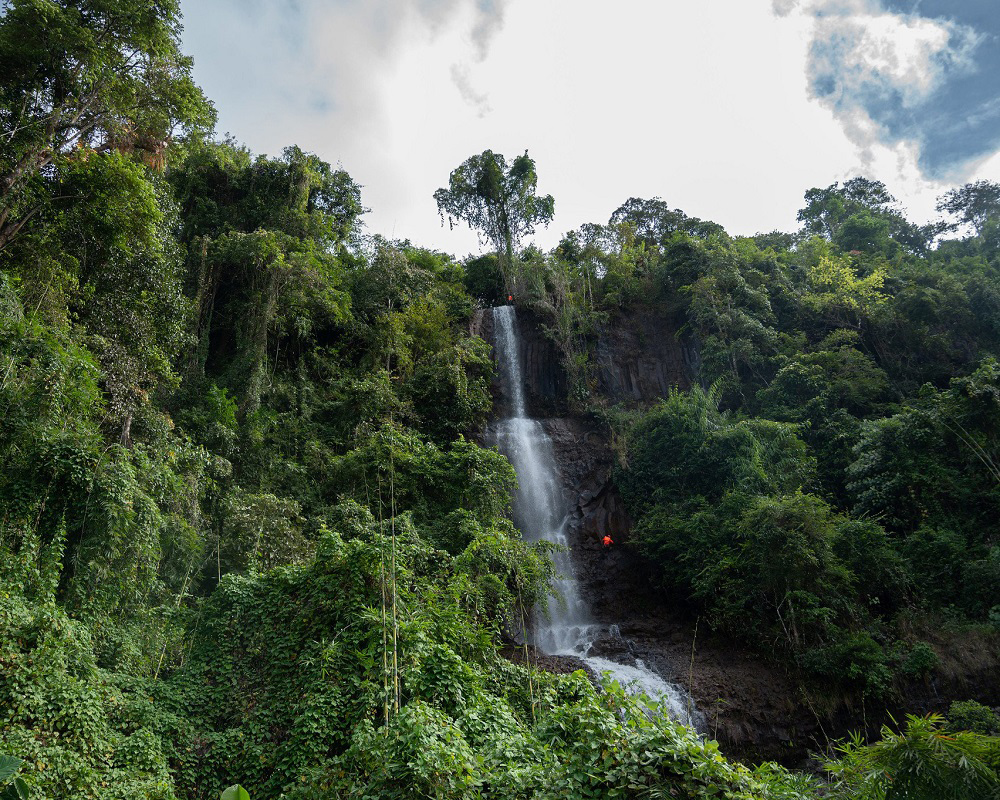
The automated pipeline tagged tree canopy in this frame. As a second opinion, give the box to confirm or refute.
[434,149,553,292]
[0,0,214,252]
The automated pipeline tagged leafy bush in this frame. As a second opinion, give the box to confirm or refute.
[947,701,1000,735]
[825,714,1000,800]
[900,641,939,679]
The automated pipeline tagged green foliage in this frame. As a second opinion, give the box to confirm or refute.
[825,714,1000,800]
[947,700,1000,735]
[331,424,515,531]
[899,641,938,679]
[684,237,779,388]
[754,331,893,503]
[615,385,920,693]
[800,630,893,698]
[285,673,816,800]
[847,361,1000,618]
[170,141,362,248]
[434,149,554,293]
[0,756,29,800]
[463,253,505,305]
[0,594,177,799]
[804,251,888,318]
[0,306,209,650]
[167,140,359,421]
[936,180,1000,235]
[144,513,551,798]
[1,779,28,800]
[617,385,812,515]
[797,177,932,256]
[0,757,22,785]
[404,341,493,443]
[0,0,214,252]
[609,197,726,246]
[1,147,191,439]
[597,166,1000,721]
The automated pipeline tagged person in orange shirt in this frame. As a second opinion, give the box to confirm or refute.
[602,534,613,549]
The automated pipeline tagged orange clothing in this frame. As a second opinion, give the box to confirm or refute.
[602,535,613,548]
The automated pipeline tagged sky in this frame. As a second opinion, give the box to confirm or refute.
[178,0,1000,257]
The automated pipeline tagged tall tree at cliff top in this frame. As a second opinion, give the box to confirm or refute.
[434,149,554,294]
[0,0,215,252]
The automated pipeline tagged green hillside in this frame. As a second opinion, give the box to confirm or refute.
[1,2,999,798]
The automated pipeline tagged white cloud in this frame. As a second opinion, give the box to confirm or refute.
[808,5,981,108]
[469,0,509,60]
[778,0,992,181]
[180,0,1000,254]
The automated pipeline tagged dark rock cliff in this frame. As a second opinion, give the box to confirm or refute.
[474,304,694,592]
[472,305,696,414]
[473,307,568,418]
[591,308,697,404]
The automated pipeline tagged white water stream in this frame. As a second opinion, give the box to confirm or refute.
[490,306,696,725]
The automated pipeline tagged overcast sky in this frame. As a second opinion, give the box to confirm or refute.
[178,0,1000,257]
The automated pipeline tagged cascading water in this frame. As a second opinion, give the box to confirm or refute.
[490,305,697,726]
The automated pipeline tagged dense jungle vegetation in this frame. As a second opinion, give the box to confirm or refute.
[2,1,1000,798]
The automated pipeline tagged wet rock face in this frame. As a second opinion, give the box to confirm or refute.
[478,307,568,418]
[592,309,696,404]
[542,419,630,548]
[540,417,658,624]
[478,305,694,416]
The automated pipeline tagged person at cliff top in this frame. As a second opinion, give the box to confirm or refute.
[602,534,613,549]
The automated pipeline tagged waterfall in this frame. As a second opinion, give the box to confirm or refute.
[490,305,697,726]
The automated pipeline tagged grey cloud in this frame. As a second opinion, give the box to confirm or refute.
[408,0,509,59]
[432,0,509,113]
[450,64,491,117]
[206,0,507,60]
[410,0,508,60]
[772,0,800,15]
[449,0,509,112]
[470,0,508,60]
[785,0,1000,177]
[184,0,508,124]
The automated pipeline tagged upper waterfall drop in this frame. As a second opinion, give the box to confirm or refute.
[489,305,699,727]
[492,301,528,418]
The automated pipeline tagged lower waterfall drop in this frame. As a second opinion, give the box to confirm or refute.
[490,305,697,726]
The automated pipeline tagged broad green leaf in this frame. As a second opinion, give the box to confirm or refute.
[221,785,250,800]
[0,757,21,784]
